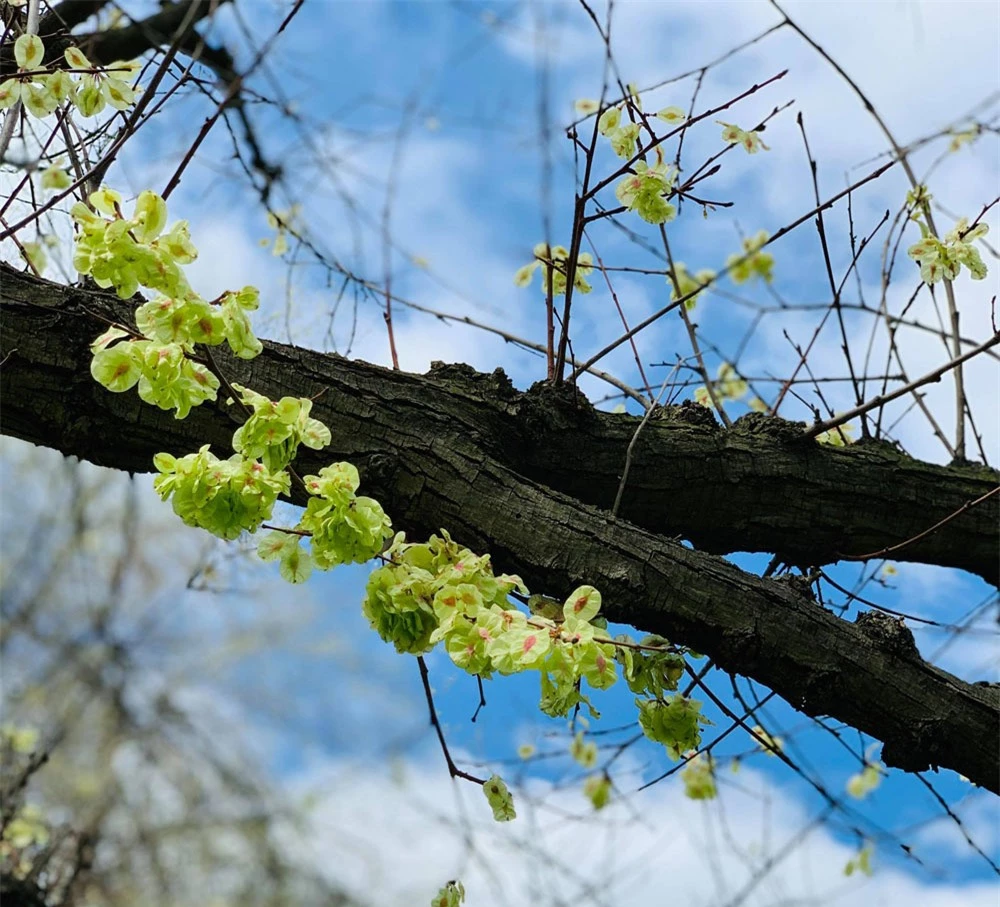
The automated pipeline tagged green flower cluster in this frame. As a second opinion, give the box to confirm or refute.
[693,362,752,412]
[231,385,332,472]
[90,331,219,420]
[514,242,594,295]
[615,156,678,225]
[0,35,139,119]
[152,446,290,540]
[536,591,618,719]
[718,121,770,154]
[78,189,266,417]
[431,881,465,907]
[637,694,711,760]
[588,84,687,163]
[907,215,989,284]
[844,843,874,878]
[846,747,884,800]
[73,188,198,300]
[668,262,716,311]
[482,774,516,822]
[135,286,263,361]
[617,633,714,761]
[681,753,717,799]
[583,773,612,810]
[726,230,774,284]
[570,730,598,768]
[254,461,391,585]
[615,633,686,698]
[366,536,634,723]
[256,530,312,585]
[362,530,526,656]
[298,462,392,569]
[599,105,642,159]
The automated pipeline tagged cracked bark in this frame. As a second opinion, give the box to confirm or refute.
[2,264,998,793]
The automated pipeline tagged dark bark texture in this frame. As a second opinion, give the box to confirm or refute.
[2,264,998,793]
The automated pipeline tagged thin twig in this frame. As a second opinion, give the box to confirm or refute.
[803,330,1000,440]
[417,655,485,785]
[612,362,681,516]
[837,486,1000,564]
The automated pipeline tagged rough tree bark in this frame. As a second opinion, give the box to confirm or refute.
[2,264,998,793]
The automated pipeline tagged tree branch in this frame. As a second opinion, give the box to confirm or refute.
[2,0,228,74]
[2,266,995,583]
[2,265,998,791]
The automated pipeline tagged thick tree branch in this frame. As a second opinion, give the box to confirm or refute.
[2,265,998,791]
[2,266,996,583]
[70,0,224,65]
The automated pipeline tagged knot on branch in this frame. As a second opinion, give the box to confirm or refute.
[520,379,596,431]
[777,571,819,603]
[731,411,805,442]
[427,361,517,403]
[855,610,920,660]
[648,400,719,430]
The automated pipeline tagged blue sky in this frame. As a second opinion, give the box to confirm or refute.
[3,0,999,903]
[161,2,998,901]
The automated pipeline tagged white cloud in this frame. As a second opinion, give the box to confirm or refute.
[4,9,997,904]
[281,753,999,907]
[912,789,1000,863]
[489,0,999,440]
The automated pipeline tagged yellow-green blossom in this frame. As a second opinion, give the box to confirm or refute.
[716,362,747,400]
[726,230,774,284]
[432,881,466,907]
[682,754,717,799]
[583,774,612,809]
[751,725,782,756]
[656,106,686,125]
[816,422,855,447]
[718,120,769,154]
[609,122,640,159]
[846,756,883,799]
[20,241,46,274]
[844,843,874,877]
[615,157,677,224]
[907,215,989,284]
[948,125,980,152]
[668,262,715,310]
[514,243,593,295]
[570,730,598,768]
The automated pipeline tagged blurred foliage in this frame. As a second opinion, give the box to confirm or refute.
[0,439,360,906]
